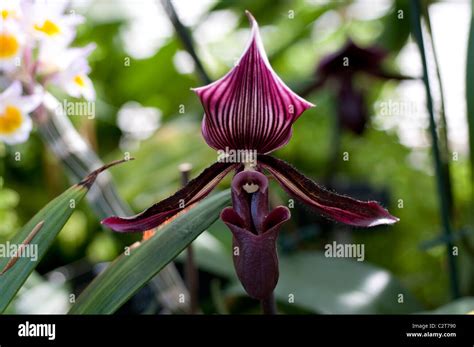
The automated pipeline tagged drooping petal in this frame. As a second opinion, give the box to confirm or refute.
[193,11,314,154]
[102,162,238,232]
[222,208,289,300]
[258,155,399,227]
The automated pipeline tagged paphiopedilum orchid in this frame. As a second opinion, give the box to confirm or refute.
[102,12,399,301]
[306,39,408,134]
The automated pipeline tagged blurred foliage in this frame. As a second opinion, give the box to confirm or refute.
[1,0,472,313]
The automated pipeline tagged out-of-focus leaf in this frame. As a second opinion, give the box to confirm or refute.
[177,230,234,278]
[69,190,230,314]
[0,160,128,313]
[376,0,411,53]
[467,0,474,204]
[426,297,474,314]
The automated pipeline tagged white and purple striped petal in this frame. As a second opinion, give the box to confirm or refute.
[193,11,314,154]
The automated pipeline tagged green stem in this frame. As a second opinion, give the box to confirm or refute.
[467,0,474,224]
[160,0,211,85]
[421,3,454,216]
[410,0,460,299]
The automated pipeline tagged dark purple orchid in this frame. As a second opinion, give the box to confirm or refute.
[307,39,407,134]
[102,13,398,300]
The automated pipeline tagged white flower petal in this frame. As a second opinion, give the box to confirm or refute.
[18,94,43,113]
[0,81,22,102]
[81,75,95,101]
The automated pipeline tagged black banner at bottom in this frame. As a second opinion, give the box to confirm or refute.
[0,314,472,346]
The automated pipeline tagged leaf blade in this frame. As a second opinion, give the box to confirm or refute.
[0,185,87,312]
[69,189,230,314]
[0,159,130,313]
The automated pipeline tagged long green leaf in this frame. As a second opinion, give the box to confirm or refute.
[69,189,230,314]
[0,159,129,313]
[467,0,474,208]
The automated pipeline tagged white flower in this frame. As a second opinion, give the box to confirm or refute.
[117,101,161,140]
[0,20,24,72]
[22,0,83,45]
[0,81,42,145]
[1,0,22,21]
[43,43,96,100]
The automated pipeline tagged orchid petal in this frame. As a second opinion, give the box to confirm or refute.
[221,208,289,300]
[102,162,238,232]
[221,170,290,299]
[193,11,314,154]
[258,155,399,227]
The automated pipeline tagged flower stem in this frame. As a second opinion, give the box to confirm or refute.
[420,2,454,217]
[260,293,277,315]
[180,163,200,313]
[410,0,460,299]
[160,0,212,84]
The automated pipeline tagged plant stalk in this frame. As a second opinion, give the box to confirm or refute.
[410,0,460,299]
[261,293,277,315]
[160,0,212,85]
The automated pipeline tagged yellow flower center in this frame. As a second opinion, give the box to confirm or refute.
[1,9,12,20]
[0,106,23,135]
[74,75,86,87]
[34,19,61,36]
[0,32,19,59]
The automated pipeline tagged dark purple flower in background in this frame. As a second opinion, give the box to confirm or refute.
[102,13,398,300]
[307,39,408,134]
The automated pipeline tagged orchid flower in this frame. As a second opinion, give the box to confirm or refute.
[0,20,24,72]
[39,43,97,100]
[308,39,409,134]
[0,0,96,145]
[22,0,84,45]
[0,81,42,144]
[1,0,22,21]
[102,12,399,300]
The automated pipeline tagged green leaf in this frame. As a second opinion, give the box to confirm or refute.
[68,189,231,314]
[376,0,411,53]
[275,252,422,313]
[0,159,129,313]
[467,0,474,204]
[426,297,474,314]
